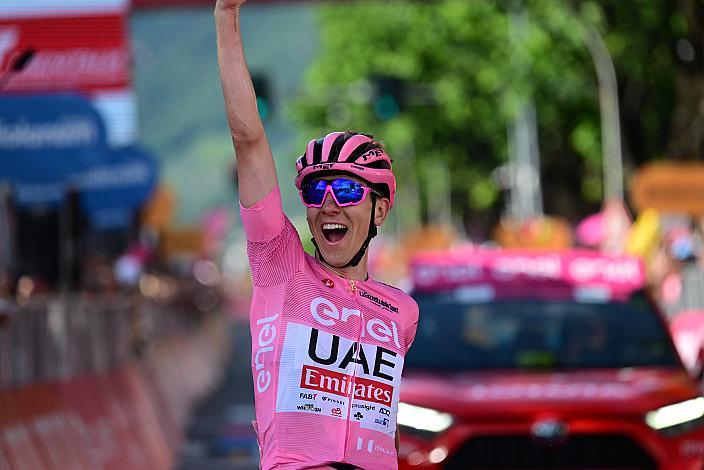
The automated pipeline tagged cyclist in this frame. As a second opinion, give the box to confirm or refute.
[215,1,419,469]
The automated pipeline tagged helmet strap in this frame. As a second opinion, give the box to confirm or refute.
[311,193,378,270]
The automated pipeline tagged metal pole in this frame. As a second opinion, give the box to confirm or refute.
[582,24,624,201]
[425,160,452,228]
[402,140,422,231]
[508,3,543,222]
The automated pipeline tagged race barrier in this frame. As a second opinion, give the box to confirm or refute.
[0,290,230,469]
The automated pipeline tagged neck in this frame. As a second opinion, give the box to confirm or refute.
[315,252,369,281]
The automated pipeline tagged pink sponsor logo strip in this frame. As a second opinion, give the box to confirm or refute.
[411,249,645,299]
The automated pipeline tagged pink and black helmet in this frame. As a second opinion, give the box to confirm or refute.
[295,131,396,207]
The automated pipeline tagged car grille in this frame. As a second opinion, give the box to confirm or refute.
[444,434,657,469]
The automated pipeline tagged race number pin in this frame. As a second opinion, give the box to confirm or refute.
[322,278,335,288]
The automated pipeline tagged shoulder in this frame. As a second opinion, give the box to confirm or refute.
[369,280,419,324]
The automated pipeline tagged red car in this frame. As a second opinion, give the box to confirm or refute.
[397,248,704,470]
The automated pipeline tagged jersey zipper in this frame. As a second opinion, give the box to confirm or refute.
[342,278,361,462]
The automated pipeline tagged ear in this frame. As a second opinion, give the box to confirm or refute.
[374,197,391,227]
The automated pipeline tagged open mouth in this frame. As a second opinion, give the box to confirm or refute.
[322,223,348,243]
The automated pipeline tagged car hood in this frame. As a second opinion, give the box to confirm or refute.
[401,368,699,417]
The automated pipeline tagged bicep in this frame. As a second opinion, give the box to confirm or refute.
[235,137,278,208]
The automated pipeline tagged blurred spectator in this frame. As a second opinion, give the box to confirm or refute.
[80,254,117,292]
[667,226,700,263]
[114,227,158,290]
[0,297,17,328]
[0,269,17,328]
[0,183,14,279]
[659,215,704,319]
[697,214,704,269]
[114,253,144,288]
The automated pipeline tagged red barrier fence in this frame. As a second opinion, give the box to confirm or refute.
[0,289,230,469]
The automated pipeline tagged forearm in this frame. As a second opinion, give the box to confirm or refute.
[215,3,277,207]
[215,7,263,146]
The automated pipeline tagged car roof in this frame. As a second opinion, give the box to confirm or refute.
[410,248,646,303]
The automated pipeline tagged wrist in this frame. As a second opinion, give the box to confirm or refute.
[214,6,242,33]
[214,4,241,20]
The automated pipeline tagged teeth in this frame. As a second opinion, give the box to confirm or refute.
[322,223,347,230]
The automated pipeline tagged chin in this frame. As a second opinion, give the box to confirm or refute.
[319,250,351,268]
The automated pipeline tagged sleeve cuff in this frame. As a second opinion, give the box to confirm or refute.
[240,185,285,242]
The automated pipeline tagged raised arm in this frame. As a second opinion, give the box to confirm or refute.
[215,0,277,208]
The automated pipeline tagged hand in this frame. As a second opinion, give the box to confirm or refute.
[215,0,246,13]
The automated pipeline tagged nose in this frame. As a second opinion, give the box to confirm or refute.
[321,189,340,213]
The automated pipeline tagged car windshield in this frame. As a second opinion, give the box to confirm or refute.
[406,291,680,371]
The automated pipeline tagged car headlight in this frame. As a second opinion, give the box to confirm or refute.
[397,402,453,434]
[645,397,704,436]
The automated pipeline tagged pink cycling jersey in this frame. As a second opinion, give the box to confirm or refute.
[241,186,419,470]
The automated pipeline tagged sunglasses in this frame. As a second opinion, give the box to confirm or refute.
[300,178,378,208]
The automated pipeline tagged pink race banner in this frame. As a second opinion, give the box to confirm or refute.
[411,248,646,301]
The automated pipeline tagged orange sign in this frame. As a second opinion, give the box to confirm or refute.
[141,185,176,232]
[492,216,573,250]
[631,163,704,214]
[160,228,204,257]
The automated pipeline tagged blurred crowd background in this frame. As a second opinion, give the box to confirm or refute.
[1,0,704,468]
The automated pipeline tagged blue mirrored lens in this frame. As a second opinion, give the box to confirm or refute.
[302,179,328,205]
[331,179,364,204]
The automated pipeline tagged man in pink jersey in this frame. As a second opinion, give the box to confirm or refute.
[215,1,419,469]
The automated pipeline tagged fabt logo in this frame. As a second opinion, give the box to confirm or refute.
[310,297,400,348]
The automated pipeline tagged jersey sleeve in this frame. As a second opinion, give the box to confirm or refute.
[404,298,420,350]
[240,185,305,287]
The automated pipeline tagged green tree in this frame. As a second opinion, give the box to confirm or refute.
[293,0,693,236]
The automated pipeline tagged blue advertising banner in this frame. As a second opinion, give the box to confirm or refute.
[77,145,158,229]
[0,94,108,206]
